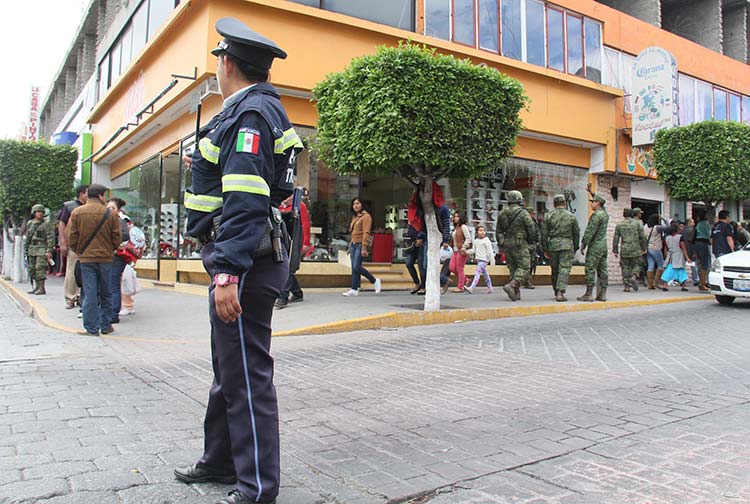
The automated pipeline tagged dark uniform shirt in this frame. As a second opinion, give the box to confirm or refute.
[185,83,302,276]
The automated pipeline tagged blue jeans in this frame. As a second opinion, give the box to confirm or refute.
[350,242,376,290]
[110,256,127,322]
[80,262,113,335]
[405,245,424,285]
[646,249,664,271]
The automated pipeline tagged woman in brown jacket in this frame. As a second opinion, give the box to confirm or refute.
[343,198,382,296]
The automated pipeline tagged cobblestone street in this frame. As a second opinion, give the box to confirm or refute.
[1,288,749,503]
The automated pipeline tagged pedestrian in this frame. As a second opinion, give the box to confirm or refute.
[67,184,121,336]
[577,194,609,302]
[496,190,536,301]
[404,192,426,294]
[449,211,472,292]
[464,225,493,293]
[712,210,736,258]
[57,185,88,309]
[660,223,690,291]
[24,204,54,295]
[612,208,647,292]
[681,218,699,286]
[342,197,382,296]
[733,220,749,248]
[541,194,580,302]
[174,18,302,504]
[106,198,133,323]
[693,212,712,291]
[644,213,670,290]
[275,193,310,309]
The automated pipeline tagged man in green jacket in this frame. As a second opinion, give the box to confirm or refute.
[541,194,580,302]
[496,190,537,301]
[613,208,647,292]
[578,194,609,302]
[24,204,55,295]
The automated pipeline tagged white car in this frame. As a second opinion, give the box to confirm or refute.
[708,243,750,305]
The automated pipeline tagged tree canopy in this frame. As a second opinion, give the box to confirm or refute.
[0,140,78,229]
[653,121,750,212]
[312,42,527,179]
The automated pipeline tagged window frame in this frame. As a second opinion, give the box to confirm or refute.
[451,0,478,48]
[545,4,566,73]
[582,18,602,83]
[478,0,501,53]
[565,11,584,78]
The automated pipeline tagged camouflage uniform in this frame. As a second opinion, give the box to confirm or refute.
[24,206,54,295]
[496,191,536,301]
[541,196,580,302]
[613,209,647,291]
[578,195,609,301]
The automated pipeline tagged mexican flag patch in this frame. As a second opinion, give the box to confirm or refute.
[236,127,260,154]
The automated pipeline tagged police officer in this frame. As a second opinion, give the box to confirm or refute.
[496,190,536,301]
[578,194,609,302]
[541,195,579,302]
[25,204,54,295]
[613,208,647,292]
[174,18,301,504]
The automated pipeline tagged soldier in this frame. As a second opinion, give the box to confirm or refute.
[174,18,301,504]
[577,194,609,302]
[496,190,536,301]
[24,204,54,295]
[524,206,539,289]
[613,208,647,292]
[541,195,580,302]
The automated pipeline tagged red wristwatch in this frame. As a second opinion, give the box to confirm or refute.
[214,273,240,287]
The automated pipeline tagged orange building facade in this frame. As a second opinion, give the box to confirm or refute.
[51,0,750,285]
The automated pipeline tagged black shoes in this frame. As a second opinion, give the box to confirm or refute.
[217,490,275,504]
[101,326,115,335]
[174,464,237,484]
[289,294,303,304]
[274,298,288,309]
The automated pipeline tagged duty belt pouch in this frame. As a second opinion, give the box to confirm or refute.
[255,208,288,262]
[255,220,275,258]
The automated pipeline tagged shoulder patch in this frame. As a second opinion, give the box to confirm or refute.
[236,127,260,154]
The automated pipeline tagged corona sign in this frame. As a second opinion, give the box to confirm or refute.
[631,47,678,147]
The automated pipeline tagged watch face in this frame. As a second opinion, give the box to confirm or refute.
[217,273,228,285]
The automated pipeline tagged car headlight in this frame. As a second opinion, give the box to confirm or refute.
[711,259,723,273]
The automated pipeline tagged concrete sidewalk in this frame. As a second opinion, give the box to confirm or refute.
[1,273,713,340]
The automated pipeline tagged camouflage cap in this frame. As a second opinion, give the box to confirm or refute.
[31,204,45,213]
[589,194,606,205]
[507,190,523,203]
[553,194,566,205]
[632,207,643,215]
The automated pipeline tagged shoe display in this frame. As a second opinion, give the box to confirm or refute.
[342,289,359,297]
[174,464,237,484]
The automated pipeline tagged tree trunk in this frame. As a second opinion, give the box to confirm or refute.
[12,228,24,283]
[419,178,441,312]
[1,222,13,278]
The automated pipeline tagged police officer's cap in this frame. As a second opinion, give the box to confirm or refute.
[211,18,287,70]
[590,194,606,205]
[31,204,45,213]
[553,194,566,205]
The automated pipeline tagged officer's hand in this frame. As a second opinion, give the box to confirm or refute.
[182,152,193,169]
[215,284,242,324]
[60,244,68,256]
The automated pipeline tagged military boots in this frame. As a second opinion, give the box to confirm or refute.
[630,275,639,291]
[503,279,520,301]
[595,285,607,302]
[623,280,631,292]
[556,290,567,302]
[577,285,594,302]
[34,279,46,295]
[27,281,38,295]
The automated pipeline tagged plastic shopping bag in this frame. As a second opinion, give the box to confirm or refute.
[121,264,141,296]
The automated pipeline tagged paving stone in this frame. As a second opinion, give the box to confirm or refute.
[68,469,146,492]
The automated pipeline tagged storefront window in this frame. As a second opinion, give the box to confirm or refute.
[566,13,583,77]
[525,0,545,66]
[729,93,741,122]
[546,7,564,72]
[178,136,198,259]
[159,153,180,258]
[424,0,450,40]
[501,0,522,60]
[479,0,499,52]
[679,74,695,125]
[111,156,162,259]
[583,19,601,83]
[453,0,475,45]
[696,81,712,121]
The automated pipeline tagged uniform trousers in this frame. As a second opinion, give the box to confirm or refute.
[27,255,48,281]
[199,242,288,503]
[548,249,574,292]
[504,243,530,282]
[584,249,608,287]
[619,256,641,285]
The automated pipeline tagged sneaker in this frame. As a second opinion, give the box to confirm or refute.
[486,287,493,294]
[464,286,473,294]
[76,329,98,336]
[119,308,135,316]
[342,289,359,297]
[77,312,83,319]
[374,279,382,294]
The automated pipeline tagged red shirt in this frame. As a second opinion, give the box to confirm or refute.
[279,200,311,255]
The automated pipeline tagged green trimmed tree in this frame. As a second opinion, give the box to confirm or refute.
[0,140,78,280]
[313,43,527,311]
[654,121,750,217]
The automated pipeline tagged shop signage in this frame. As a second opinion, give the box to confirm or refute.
[27,86,40,141]
[631,47,678,147]
[618,134,658,179]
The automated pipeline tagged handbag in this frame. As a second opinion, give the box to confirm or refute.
[73,209,111,288]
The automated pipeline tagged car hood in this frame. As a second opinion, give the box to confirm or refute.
[718,249,750,267]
